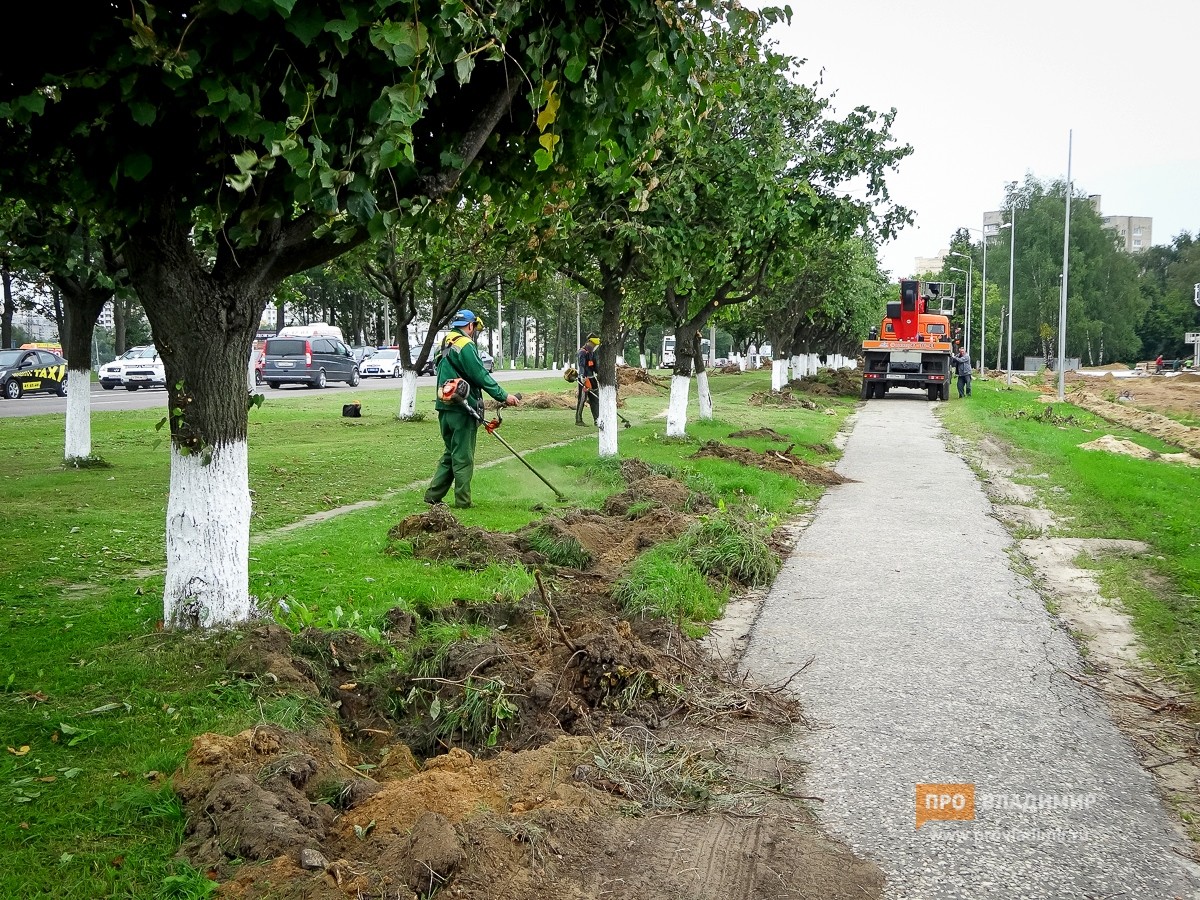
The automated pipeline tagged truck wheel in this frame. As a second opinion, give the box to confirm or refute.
[927,385,937,401]
[860,381,871,400]
[940,383,950,401]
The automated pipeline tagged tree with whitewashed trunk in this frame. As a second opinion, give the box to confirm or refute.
[0,203,127,460]
[361,209,500,421]
[0,1,720,628]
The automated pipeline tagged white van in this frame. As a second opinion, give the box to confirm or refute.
[276,323,346,343]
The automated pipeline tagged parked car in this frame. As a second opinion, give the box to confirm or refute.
[261,335,360,389]
[0,347,69,399]
[99,345,165,391]
[360,348,402,378]
[351,345,376,364]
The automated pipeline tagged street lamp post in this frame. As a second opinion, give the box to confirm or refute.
[1006,199,1017,386]
[948,251,972,359]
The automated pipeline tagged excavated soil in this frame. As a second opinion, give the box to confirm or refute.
[179,460,883,899]
[692,441,852,486]
[1049,375,1200,455]
[788,368,862,398]
[747,388,819,409]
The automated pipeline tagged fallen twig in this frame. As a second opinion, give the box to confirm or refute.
[535,571,577,653]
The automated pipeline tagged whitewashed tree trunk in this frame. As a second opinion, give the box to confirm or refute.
[666,374,690,437]
[397,369,418,419]
[638,352,647,368]
[790,355,804,380]
[771,358,788,391]
[616,355,626,367]
[738,353,746,372]
[246,355,260,396]
[64,369,92,458]
[598,384,619,458]
[164,441,251,629]
[697,369,713,420]
[808,352,819,373]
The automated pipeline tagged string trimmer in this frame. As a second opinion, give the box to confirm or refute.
[440,378,565,499]
[563,367,631,428]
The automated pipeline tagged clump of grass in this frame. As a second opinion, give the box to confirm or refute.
[63,454,112,469]
[613,542,726,628]
[525,522,591,568]
[680,512,779,587]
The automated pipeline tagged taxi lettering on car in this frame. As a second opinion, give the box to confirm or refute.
[0,348,70,399]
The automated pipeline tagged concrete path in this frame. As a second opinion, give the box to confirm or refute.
[743,395,1200,899]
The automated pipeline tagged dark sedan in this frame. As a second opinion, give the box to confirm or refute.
[0,348,69,399]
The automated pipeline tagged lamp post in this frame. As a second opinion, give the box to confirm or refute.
[948,250,972,359]
[1005,197,1018,386]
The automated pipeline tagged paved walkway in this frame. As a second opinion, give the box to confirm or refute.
[743,396,1200,899]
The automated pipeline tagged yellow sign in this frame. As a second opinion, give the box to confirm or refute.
[916,783,975,829]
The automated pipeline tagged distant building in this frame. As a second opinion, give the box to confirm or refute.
[983,195,1149,252]
[912,249,948,275]
[98,302,114,330]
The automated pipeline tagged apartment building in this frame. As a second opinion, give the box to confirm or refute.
[981,195,1149,251]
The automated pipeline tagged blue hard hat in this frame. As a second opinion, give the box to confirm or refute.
[451,309,479,327]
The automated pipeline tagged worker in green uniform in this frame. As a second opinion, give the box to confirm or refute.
[424,310,519,508]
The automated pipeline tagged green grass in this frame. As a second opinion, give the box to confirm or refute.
[940,377,1200,688]
[0,370,854,898]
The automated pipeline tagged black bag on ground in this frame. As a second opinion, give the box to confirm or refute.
[342,402,361,418]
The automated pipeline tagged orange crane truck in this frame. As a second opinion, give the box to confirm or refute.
[860,279,955,401]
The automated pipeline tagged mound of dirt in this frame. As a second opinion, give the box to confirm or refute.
[1079,434,1200,466]
[513,390,577,410]
[692,441,852,486]
[788,369,861,397]
[729,427,790,442]
[747,388,819,409]
[388,462,710,575]
[618,366,669,390]
[1065,383,1200,455]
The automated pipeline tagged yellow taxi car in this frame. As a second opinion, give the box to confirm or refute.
[0,347,69,399]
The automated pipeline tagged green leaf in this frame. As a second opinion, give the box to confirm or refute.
[455,55,475,85]
[565,56,586,83]
[123,153,153,182]
[129,102,156,126]
[285,6,325,44]
[429,697,441,721]
[533,148,554,171]
[324,18,356,41]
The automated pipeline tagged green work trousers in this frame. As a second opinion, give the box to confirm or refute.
[424,407,479,508]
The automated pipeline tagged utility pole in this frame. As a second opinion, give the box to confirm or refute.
[495,274,504,367]
[1057,131,1072,401]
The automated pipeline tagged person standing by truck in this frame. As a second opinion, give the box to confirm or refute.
[950,346,972,398]
[424,310,518,509]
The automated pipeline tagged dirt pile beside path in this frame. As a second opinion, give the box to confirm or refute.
[1064,384,1200,456]
[693,441,852,486]
[1079,434,1200,466]
[747,387,820,409]
[388,461,710,574]
[788,368,861,397]
[730,427,790,441]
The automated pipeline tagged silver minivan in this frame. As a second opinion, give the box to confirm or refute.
[262,336,361,389]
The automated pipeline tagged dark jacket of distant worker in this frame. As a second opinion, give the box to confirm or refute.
[949,347,972,398]
[424,310,518,509]
[575,333,600,426]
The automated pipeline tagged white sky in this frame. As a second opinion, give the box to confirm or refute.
[759,0,1200,279]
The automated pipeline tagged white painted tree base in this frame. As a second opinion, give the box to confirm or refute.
[398,369,418,419]
[666,374,690,437]
[638,353,647,369]
[697,370,713,420]
[771,358,788,392]
[598,384,619,457]
[164,441,251,629]
[790,355,805,380]
[65,369,92,458]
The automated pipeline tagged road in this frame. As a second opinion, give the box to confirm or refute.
[743,396,1200,899]
[0,369,556,419]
